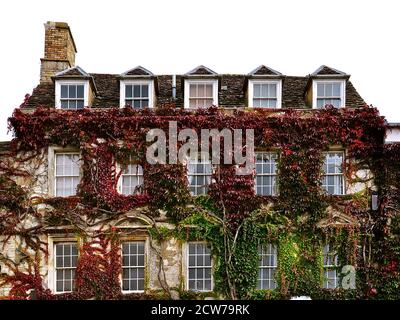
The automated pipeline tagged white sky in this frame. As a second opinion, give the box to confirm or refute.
[1,0,399,141]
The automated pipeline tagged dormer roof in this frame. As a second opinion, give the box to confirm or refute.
[120,66,154,77]
[54,66,90,77]
[184,65,218,77]
[53,66,97,94]
[310,65,350,78]
[248,65,283,77]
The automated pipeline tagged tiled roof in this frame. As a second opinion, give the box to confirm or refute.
[54,66,90,77]
[24,70,366,109]
[185,65,218,76]
[248,65,282,76]
[312,65,348,76]
[121,66,154,77]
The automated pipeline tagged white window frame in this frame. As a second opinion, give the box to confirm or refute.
[323,243,339,289]
[48,237,79,294]
[312,79,346,109]
[322,151,345,195]
[184,79,218,109]
[116,159,144,195]
[119,79,154,109]
[184,241,213,292]
[248,80,282,108]
[187,154,213,196]
[48,146,81,197]
[254,152,278,196]
[120,240,147,294]
[257,243,278,290]
[55,80,89,109]
[54,152,81,197]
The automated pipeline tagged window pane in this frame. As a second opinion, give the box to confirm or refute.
[187,157,212,196]
[60,100,68,108]
[55,153,80,197]
[69,85,76,98]
[317,83,324,97]
[332,83,341,96]
[120,159,144,195]
[68,100,77,109]
[133,85,140,98]
[142,99,149,108]
[61,85,68,98]
[332,99,341,107]
[261,84,268,97]
[198,84,205,97]
[76,100,84,109]
[76,85,84,98]
[205,84,213,97]
[190,84,197,97]
[255,153,278,195]
[141,85,149,97]
[125,85,133,98]
[254,84,261,97]
[258,244,278,289]
[269,84,277,98]
[133,100,141,109]
[122,241,146,292]
[54,243,78,293]
[325,83,333,96]
[187,243,212,291]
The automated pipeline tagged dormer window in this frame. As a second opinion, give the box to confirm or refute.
[248,80,282,108]
[184,79,218,109]
[313,80,345,108]
[55,81,89,109]
[120,80,154,108]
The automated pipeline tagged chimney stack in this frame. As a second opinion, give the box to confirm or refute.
[40,21,77,83]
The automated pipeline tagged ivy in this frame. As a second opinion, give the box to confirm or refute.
[1,104,399,299]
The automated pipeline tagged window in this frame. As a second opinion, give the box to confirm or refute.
[313,80,345,109]
[322,152,344,195]
[118,157,144,195]
[248,80,282,108]
[122,241,145,292]
[323,244,339,289]
[55,153,80,197]
[120,80,154,108]
[255,152,278,196]
[54,242,78,293]
[184,80,218,109]
[187,156,212,196]
[187,242,212,291]
[258,244,278,290]
[55,81,88,109]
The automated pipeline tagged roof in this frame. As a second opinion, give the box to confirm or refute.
[248,65,282,76]
[24,67,366,109]
[311,65,350,77]
[54,66,90,77]
[52,66,98,95]
[184,65,218,76]
[121,66,154,77]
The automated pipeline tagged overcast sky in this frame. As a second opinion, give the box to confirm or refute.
[1,0,399,141]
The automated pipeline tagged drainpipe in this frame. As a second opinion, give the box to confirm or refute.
[172,75,176,100]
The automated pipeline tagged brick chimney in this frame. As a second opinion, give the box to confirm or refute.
[40,21,77,83]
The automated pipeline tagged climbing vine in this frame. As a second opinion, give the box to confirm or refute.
[1,104,399,299]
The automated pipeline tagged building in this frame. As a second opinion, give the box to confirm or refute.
[0,21,398,300]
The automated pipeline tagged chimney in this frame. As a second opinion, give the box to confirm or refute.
[40,21,77,83]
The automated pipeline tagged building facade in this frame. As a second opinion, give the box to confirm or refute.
[0,21,399,300]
